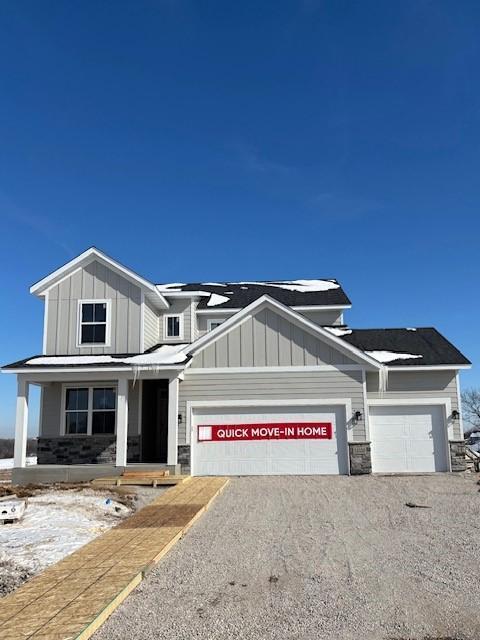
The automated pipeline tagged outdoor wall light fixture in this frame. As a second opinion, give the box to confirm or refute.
[178,414,183,423]
[451,410,460,421]
[353,411,363,424]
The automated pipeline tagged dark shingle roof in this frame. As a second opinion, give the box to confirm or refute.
[158,279,351,309]
[341,327,471,367]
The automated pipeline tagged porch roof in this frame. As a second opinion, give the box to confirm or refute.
[1,344,190,372]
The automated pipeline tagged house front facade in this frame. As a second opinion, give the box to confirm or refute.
[2,248,471,483]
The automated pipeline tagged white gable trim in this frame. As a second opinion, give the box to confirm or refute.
[30,247,169,309]
[187,295,382,369]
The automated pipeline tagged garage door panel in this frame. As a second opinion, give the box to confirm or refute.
[370,405,448,473]
[192,405,348,476]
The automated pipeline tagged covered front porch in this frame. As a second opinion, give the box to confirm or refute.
[12,369,183,484]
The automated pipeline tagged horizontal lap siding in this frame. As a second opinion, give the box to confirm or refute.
[197,314,231,338]
[160,299,193,343]
[143,301,159,350]
[366,371,461,439]
[178,370,365,444]
[46,261,142,355]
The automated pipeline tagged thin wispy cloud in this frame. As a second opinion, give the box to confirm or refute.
[0,190,75,256]
[308,192,382,221]
[234,143,296,176]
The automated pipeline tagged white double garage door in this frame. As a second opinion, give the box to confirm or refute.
[190,401,450,476]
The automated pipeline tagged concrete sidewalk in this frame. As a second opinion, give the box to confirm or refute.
[0,476,228,640]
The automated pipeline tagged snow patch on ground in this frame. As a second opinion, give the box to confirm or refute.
[365,350,423,363]
[207,293,231,307]
[0,457,36,470]
[324,327,352,337]
[0,490,131,581]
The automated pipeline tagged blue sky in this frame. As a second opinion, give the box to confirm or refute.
[0,1,479,437]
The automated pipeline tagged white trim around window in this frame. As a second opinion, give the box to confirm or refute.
[207,318,225,332]
[76,299,112,348]
[61,383,117,436]
[164,314,184,340]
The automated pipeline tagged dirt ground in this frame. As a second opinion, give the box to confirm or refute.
[95,474,480,640]
[0,483,166,596]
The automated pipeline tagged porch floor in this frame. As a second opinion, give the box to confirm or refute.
[0,476,229,640]
[12,463,182,485]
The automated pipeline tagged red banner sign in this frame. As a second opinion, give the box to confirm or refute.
[197,422,332,442]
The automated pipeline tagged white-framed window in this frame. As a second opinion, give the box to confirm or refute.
[207,319,224,332]
[77,299,111,346]
[164,314,184,340]
[63,385,117,435]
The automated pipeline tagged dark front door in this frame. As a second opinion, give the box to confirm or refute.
[141,380,169,463]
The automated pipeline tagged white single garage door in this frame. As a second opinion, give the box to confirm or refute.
[191,404,349,476]
[369,405,449,473]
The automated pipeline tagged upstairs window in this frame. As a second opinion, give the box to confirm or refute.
[164,314,183,340]
[207,319,224,332]
[78,300,110,345]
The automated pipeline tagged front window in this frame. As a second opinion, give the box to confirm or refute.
[64,386,116,435]
[92,388,116,434]
[78,301,109,345]
[165,314,183,339]
[65,388,88,434]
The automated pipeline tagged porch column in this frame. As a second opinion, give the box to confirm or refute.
[14,377,29,468]
[115,377,129,467]
[167,377,179,465]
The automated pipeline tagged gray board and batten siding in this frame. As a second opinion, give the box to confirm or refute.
[45,261,142,355]
[190,308,357,369]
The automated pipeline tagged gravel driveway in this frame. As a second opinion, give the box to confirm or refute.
[96,474,480,640]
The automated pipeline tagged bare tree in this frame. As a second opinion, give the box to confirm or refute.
[461,388,480,435]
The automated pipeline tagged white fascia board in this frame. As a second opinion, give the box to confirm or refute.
[187,294,382,369]
[386,365,471,371]
[185,365,365,374]
[161,291,210,299]
[292,305,352,311]
[2,364,186,374]
[30,247,169,309]
[195,308,240,315]
[195,304,351,315]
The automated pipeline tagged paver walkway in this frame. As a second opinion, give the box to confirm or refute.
[0,476,228,640]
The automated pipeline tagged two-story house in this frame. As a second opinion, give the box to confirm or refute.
[2,247,471,484]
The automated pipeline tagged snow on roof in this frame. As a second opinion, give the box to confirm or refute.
[365,350,423,364]
[324,326,353,337]
[233,279,340,293]
[25,344,189,367]
[207,293,231,307]
[201,282,227,287]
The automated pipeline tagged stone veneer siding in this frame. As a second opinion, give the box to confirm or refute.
[449,440,466,472]
[37,436,141,465]
[348,442,372,475]
[177,445,191,473]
